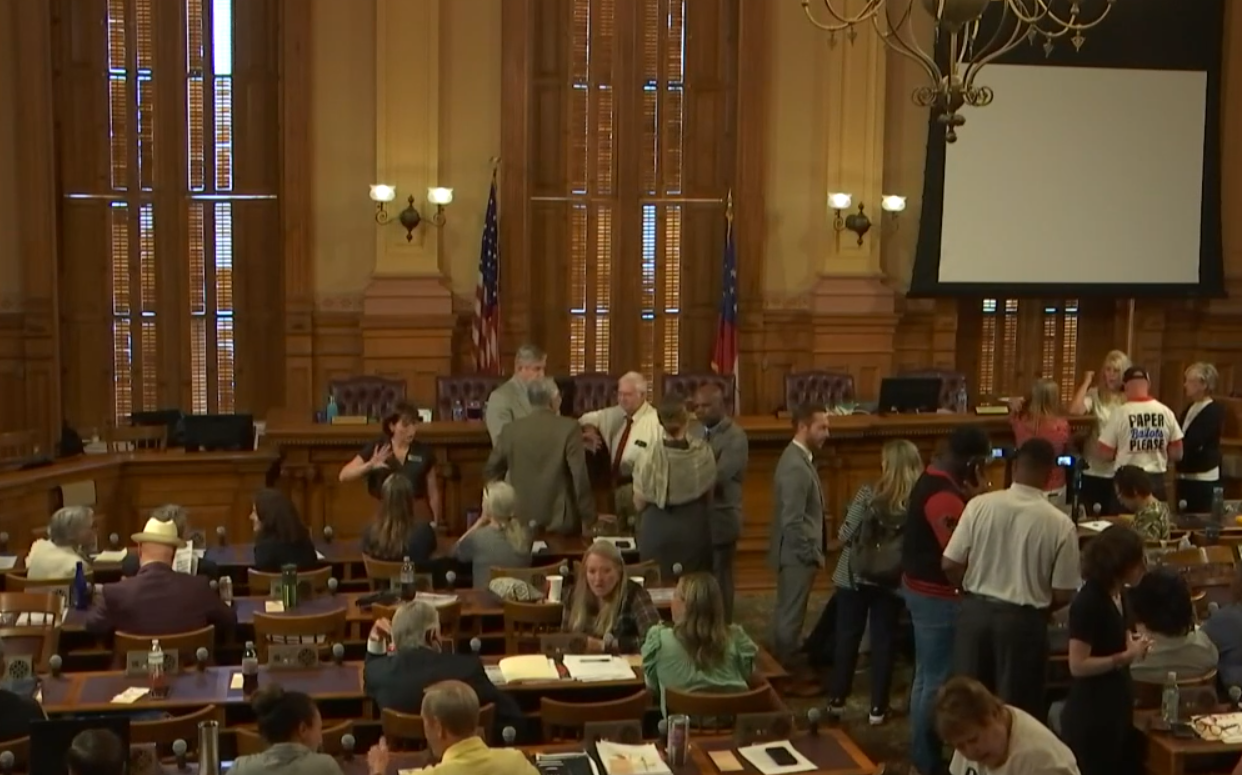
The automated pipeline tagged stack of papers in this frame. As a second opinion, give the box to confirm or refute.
[595,742,670,775]
[414,592,459,607]
[111,687,150,704]
[495,655,560,684]
[737,741,815,774]
[1079,520,1113,532]
[92,550,128,564]
[562,655,636,682]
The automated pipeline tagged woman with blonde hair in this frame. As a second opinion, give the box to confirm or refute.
[360,473,437,564]
[1008,378,1071,497]
[562,540,659,653]
[453,481,533,589]
[826,439,923,725]
[641,572,757,714]
[1068,349,1131,515]
[1177,361,1224,513]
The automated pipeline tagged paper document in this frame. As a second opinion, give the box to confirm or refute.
[562,655,636,682]
[229,673,245,690]
[111,687,151,704]
[737,741,816,774]
[484,664,507,685]
[0,556,17,571]
[172,543,196,574]
[414,592,459,607]
[594,742,671,775]
[92,550,127,564]
[497,655,559,683]
[531,540,549,554]
[264,601,285,613]
[1079,520,1113,532]
[316,551,326,560]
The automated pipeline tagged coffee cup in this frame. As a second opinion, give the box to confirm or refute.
[547,575,564,603]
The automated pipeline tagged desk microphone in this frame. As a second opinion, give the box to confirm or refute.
[323,526,335,543]
[1093,504,1102,517]
[195,647,210,671]
[602,633,617,654]
[109,533,120,550]
[209,580,218,591]
[1230,686,1241,709]
[1210,602,1221,616]
[327,577,339,595]
[215,526,227,546]
[656,720,668,754]
[672,563,683,578]
[445,571,457,590]
[558,563,569,577]
[331,643,345,665]
[172,739,188,770]
[341,734,356,761]
[49,654,62,678]
[807,707,821,736]
[502,727,517,746]
[1,750,16,775]
[470,637,482,655]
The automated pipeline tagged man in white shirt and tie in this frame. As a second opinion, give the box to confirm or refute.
[579,372,662,530]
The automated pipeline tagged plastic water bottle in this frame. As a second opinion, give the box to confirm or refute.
[325,392,339,422]
[1161,671,1180,725]
[955,386,969,414]
[148,639,167,698]
[400,556,416,600]
[451,399,465,421]
[241,641,259,695]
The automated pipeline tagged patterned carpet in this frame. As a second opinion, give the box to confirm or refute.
[735,587,913,771]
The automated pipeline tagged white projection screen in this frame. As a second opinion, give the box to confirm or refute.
[937,65,1208,286]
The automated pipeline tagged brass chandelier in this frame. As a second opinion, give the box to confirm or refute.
[802,0,1116,142]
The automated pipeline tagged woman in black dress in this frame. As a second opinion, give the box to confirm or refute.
[1060,524,1149,775]
[338,401,442,525]
[250,488,320,572]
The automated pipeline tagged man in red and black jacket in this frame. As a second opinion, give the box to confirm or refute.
[901,425,991,775]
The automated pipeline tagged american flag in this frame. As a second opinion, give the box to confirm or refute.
[710,209,739,410]
[473,178,501,374]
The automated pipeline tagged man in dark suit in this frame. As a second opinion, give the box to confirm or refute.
[83,517,236,638]
[363,601,525,739]
[692,383,749,622]
[484,378,595,535]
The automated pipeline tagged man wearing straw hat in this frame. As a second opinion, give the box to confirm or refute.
[83,516,236,637]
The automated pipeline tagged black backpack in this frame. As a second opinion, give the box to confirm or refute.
[848,502,906,587]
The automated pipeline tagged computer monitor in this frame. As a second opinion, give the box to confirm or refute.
[183,414,255,452]
[29,716,131,775]
[877,376,944,415]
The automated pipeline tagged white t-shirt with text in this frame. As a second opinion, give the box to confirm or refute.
[949,706,1080,775]
[1097,397,1184,473]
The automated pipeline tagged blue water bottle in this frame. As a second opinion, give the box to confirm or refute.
[325,392,339,423]
[71,561,90,610]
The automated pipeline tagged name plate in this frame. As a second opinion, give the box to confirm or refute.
[733,712,796,747]
[125,650,180,677]
[267,644,319,670]
[583,720,642,745]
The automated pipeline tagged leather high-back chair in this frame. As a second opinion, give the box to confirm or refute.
[435,376,506,420]
[660,373,735,405]
[570,373,617,415]
[898,369,968,410]
[784,371,856,411]
[328,377,407,418]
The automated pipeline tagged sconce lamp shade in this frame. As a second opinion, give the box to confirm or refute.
[370,184,397,203]
[881,195,907,213]
[427,187,454,206]
[828,192,853,210]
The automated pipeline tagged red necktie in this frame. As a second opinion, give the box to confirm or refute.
[612,417,634,478]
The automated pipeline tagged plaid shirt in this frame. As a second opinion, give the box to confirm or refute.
[561,579,661,653]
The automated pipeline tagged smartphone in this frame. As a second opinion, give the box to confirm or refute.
[764,746,799,767]
[1057,454,1075,466]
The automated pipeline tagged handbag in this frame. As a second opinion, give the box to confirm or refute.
[849,503,906,587]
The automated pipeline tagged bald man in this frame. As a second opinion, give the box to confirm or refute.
[579,372,662,529]
[693,383,749,621]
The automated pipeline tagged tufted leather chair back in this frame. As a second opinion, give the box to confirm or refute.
[661,373,735,406]
[898,369,968,410]
[328,377,407,418]
[784,371,856,412]
[571,373,617,415]
[435,376,506,420]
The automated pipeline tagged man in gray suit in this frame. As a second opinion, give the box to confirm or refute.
[484,378,596,535]
[484,344,547,445]
[693,383,748,622]
[768,404,830,684]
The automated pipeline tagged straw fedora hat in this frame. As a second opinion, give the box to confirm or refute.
[131,517,187,548]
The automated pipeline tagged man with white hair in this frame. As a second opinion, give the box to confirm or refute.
[25,506,94,580]
[484,377,595,534]
[484,344,547,446]
[579,371,662,527]
[402,680,538,775]
[363,600,524,737]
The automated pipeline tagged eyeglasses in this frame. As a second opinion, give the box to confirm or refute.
[1191,715,1240,740]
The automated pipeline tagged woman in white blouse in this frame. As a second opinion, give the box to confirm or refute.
[1068,349,1130,516]
[1176,362,1224,514]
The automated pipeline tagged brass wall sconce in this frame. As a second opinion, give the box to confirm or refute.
[829,192,907,245]
[370,185,454,242]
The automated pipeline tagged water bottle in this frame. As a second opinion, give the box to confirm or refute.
[218,576,233,604]
[1212,486,1226,525]
[148,639,167,698]
[955,386,969,414]
[198,720,221,775]
[241,641,259,695]
[325,392,339,422]
[451,399,465,421]
[399,556,416,600]
[1161,671,1180,725]
[71,561,90,611]
[280,564,298,610]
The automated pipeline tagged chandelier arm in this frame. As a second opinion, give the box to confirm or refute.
[800,0,883,32]
[875,0,940,83]
[961,5,1032,84]
[1032,1,1116,32]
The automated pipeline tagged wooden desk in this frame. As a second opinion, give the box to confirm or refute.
[266,413,1065,589]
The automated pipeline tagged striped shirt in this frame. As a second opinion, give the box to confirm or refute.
[831,485,877,590]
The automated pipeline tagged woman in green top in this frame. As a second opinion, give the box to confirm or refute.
[1115,464,1171,541]
[641,572,757,715]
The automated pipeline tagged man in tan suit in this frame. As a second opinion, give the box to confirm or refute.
[484,378,595,535]
[483,344,546,446]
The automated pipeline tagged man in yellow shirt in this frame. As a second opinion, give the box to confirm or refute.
[403,680,538,775]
